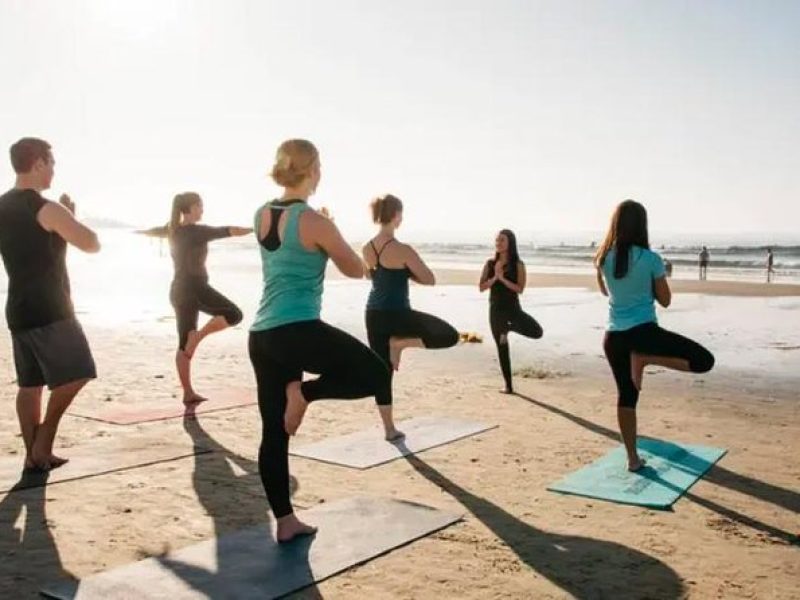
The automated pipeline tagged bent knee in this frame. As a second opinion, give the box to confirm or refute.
[224,307,244,327]
[692,350,715,373]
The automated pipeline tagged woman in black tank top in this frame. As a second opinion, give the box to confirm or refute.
[479,229,543,394]
[167,192,252,405]
[363,195,459,440]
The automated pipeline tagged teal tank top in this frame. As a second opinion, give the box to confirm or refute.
[251,201,328,331]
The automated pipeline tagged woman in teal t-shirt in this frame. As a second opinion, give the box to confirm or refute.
[249,139,390,543]
[595,200,714,472]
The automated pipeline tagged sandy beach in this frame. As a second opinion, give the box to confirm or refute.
[0,271,798,599]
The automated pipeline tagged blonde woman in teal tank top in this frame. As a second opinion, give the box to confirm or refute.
[248,139,391,543]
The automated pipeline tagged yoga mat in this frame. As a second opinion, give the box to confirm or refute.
[0,439,210,494]
[68,388,256,425]
[41,496,461,599]
[547,438,727,509]
[291,416,496,469]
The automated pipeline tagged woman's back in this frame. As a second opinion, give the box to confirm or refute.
[365,238,410,311]
[602,245,665,331]
[252,200,328,331]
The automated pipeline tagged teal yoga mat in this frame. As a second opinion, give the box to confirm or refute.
[547,438,727,509]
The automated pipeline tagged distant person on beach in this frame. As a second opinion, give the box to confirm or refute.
[363,194,459,440]
[168,192,252,405]
[663,258,673,278]
[698,246,709,280]
[249,139,391,542]
[0,138,100,470]
[595,200,715,472]
[766,248,774,283]
[479,229,543,394]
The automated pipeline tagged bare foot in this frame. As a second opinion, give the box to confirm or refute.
[184,330,202,359]
[385,429,405,442]
[183,392,209,405]
[630,352,645,391]
[389,339,403,371]
[500,387,514,395]
[30,433,57,471]
[45,455,69,469]
[285,381,309,436]
[628,457,647,472]
[276,514,317,543]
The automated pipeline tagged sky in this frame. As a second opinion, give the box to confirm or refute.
[1,0,798,243]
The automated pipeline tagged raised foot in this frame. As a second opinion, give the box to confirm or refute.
[184,330,201,359]
[385,429,405,442]
[284,381,309,436]
[389,339,402,371]
[277,515,317,543]
[628,457,647,472]
[630,352,645,391]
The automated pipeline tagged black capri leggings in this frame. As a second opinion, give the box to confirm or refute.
[489,303,543,391]
[248,319,390,518]
[366,309,459,402]
[603,321,715,408]
[170,280,243,350]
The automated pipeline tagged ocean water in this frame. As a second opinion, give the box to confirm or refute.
[0,228,797,390]
[0,228,798,330]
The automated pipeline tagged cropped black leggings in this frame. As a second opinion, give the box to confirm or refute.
[366,309,460,403]
[603,321,715,408]
[248,320,390,518]
[170,280,243,350]
[489,303,543,391]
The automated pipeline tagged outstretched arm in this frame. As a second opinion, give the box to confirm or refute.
[228,226,253,237]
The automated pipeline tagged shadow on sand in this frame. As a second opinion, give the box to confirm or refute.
[400,449,686,599]
[0,470,76,597]
[156,411,324,599]
[514,392,799,546]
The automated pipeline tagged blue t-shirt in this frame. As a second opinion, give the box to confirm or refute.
[601,246,666,332]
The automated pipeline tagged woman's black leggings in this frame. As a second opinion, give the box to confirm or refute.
[603,321,715,408]
[365,309,459,402]
[489,303,543,391]
[170,280,243,350]
[248,319,390,518]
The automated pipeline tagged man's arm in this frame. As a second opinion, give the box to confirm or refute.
[37,195,100,253]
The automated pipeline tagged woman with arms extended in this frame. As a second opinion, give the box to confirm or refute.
[249,139,391,542]
[595,199,714,471]
[168,192,251,404]
[479,229,543,394]
[363,194,459,440]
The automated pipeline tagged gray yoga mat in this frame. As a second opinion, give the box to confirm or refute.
[0,440,209,494]
[41,496,461,600]
[290,416,497,469]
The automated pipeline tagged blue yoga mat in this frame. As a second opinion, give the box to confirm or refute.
[547,438,727,509]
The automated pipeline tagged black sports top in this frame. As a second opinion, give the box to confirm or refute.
[485,258,521,309]
[170,224,231,283]
[0,188,74,332]
[366,239,411,311]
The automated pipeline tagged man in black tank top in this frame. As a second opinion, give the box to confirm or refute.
[0,138,100,470]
